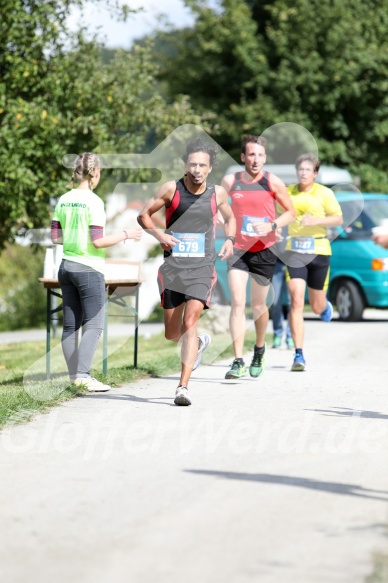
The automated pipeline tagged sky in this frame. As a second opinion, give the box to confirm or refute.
[67,0,194,49]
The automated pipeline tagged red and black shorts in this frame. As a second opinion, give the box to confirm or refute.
[158,263,217,309]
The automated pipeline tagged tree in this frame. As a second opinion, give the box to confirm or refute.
[0,244,46,331]
[160,0,388,190]
[159,0,272,150]
[0,0,204,249]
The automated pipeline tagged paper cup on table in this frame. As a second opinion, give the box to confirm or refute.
[54,245,63,278]
[43,248,55,278]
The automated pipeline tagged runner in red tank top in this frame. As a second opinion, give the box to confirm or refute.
[221,135,296,380]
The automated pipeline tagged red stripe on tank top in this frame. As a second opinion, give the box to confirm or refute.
[211,191,217,236]
[165,188,181,226]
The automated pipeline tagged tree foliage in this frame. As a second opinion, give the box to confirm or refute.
[0,0,203,250]
[160,0,388,190]
[0,244,46,330]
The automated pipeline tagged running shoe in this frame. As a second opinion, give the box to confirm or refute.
[174,385,191,406]
[272,336,282,349]
[320,300,333,322]
[291,352,306,371]
[225,359,247,379]
[74,377,111,392]
[192,333,212,371]
[249,343,266,378]
[286,338,295,350]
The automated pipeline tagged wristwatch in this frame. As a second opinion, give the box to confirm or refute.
[225,235,235,244]
[271,222,278,231]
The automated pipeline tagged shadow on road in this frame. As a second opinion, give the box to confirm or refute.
[305,407,388,420]
[185,469,388,501]
[80,393,175,407]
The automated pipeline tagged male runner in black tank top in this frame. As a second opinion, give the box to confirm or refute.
[138,138,236,406]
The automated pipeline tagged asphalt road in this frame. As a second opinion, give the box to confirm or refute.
[1,311,388,583]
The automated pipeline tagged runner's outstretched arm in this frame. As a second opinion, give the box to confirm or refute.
[137,181,180,250]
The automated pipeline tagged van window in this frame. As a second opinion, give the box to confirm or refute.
[341,199,388,239]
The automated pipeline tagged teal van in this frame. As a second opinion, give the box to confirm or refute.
[327,192,388,321]
[213,165,388,321]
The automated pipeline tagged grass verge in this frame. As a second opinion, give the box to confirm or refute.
[366,552,388,582]
[0,329,259,429]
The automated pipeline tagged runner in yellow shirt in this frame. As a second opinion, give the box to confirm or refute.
[283,153,343,371]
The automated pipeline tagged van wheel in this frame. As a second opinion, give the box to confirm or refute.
[335,280,365,321]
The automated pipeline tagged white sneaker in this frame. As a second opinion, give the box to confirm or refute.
[192,333,211,371]
[74,377,111,392]
[174,385,192,406]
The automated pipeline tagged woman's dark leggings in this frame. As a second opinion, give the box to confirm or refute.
[58,259,105,380]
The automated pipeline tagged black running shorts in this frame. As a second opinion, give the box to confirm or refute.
[158,263,217,309]
[227,247,277,285]
[284,252,330,291]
